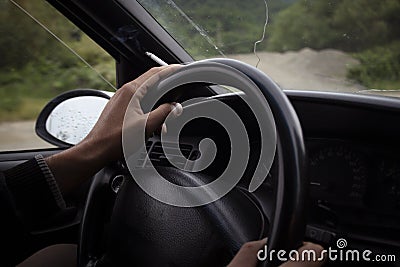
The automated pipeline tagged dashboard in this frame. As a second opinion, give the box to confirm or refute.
[306,138,400,247]
[145,90,400,261]
[308,138,400,217]
[287,91,400,252]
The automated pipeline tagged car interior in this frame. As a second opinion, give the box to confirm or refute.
[0,0,399,266]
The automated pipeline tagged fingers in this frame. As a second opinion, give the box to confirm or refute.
[171,102,183,117]
[118,65,182,140]
[123,65,182,113]
[146,102,183,136]
[126,65,181,98]
[129,65,178,88]
[227,238,267,267]
[227,239,324,267]
[146,103,174,136]
[280,242,325,267]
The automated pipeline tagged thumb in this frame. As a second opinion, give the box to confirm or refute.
[146,103,174,136]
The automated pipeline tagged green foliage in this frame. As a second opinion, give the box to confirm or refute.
[267,0,400,90]
[139,0,294,57]
[0,57,115,120]
[0,0,79,69]
[1,0,400,123]
[268,0,400,52]
[140,0,399,90]
[0,0,115,122]
[348,42,400,90]
[267,1,337,51]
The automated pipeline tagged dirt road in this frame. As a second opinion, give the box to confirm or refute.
[230,48,365,92]
[0,121,54,151]
[1,48,398,151]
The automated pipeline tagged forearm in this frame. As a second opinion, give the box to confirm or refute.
[45,138,111,195]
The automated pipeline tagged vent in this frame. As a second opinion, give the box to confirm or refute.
[136,141,198,170]
[136,141,153,168]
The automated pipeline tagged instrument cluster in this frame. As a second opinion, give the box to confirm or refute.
[307,138,400,216]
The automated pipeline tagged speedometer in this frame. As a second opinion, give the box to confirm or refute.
[376,159,400,212]
[309,145,367,206]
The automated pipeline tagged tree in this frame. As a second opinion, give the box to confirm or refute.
[0,0,79,69]
[267,0,400,52]
[139,0,294,56]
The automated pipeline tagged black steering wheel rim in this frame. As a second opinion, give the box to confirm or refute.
[206,58,307,249]
[78,58,307,267]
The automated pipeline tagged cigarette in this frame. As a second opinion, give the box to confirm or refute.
[145,51,168,66]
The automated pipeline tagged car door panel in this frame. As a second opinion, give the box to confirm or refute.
[0,148,89,248]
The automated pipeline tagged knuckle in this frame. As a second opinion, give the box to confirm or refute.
[313,244,325,254]
[121,82,138,94]
[151,66,164,71]
[302,242,324,254]
[149,72,161,82]
[129,81,140,90]
[242,242,256,251]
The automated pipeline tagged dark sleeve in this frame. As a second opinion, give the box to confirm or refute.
[4,155,66,227]
[0,155,67,266]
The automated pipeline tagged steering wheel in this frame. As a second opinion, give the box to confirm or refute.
[78,59,307,267]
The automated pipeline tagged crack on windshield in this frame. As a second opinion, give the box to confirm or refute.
[9,0,117,91]
[253,0,269,69]
[165,0,225,58]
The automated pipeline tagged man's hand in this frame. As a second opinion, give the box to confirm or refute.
[228,239,268,267]
[228,239,325,267]
[82,65,181,163]
[45,65,181,194]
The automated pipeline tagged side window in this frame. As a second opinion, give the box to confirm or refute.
[0,0,116,151]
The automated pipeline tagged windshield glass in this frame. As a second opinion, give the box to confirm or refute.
[137,0,400,97]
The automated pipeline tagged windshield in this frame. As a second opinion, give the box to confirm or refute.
[137,0,400,97]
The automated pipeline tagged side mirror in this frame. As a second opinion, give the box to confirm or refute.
[36,89,113,147]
